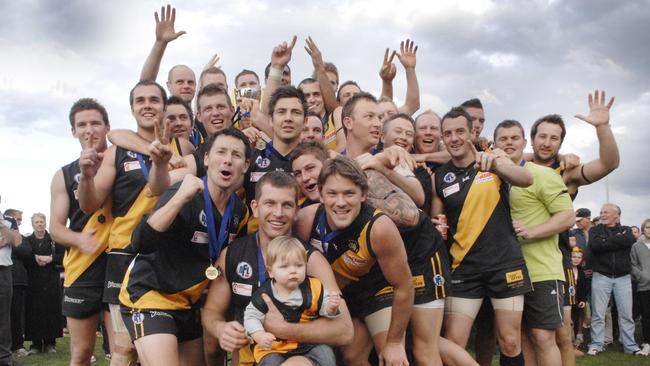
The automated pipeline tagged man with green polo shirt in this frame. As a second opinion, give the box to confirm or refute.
[494,120,575,366]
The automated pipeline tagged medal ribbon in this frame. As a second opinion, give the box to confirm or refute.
[202,176,236,262]
[317,210,342,261]
[256,233,267,285]
[135,153,150,181]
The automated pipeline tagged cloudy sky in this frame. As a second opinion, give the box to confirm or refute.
[1,0,648,233]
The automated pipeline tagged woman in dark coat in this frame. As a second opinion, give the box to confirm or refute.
[23,213,64,354]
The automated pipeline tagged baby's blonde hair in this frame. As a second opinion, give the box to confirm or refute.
[266,236,307,268]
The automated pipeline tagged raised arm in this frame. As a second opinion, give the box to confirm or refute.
[77,138,116,214]
[396,39,420,115]
[262,36,297,115]
[305,37,339,113]
[140,5,186,81]
[566,90,619,185]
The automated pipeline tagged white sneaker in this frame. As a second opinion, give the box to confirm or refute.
[587,348,600,356]
[14,348,29,357]
[642,343,650,354]
[634,348,649,356]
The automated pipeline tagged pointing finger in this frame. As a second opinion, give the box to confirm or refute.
[288,35,297,50]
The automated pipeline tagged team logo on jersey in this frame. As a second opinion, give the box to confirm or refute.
[433,274,445,287]
[475,172,494,184]
[255,156,270,168]
[199,210,207,227]
[74,173,81,184]
[443,172,456,183]
[132,312,144,325]
[236,262,253,279]
[126,150,137,159]
[232,215,240,228]
[568,286,576,296]
[347,240,360,253]
[343,254,369,267]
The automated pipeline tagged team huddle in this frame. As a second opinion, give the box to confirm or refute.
[49,5,625,366]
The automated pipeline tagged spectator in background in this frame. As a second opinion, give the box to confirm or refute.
[632,226,641,240]
[587,204,646,356]
[23,213,64,355]
[1,195,24,366]
[4,209,30,358]
[570,247,588,350]
[573,208,593,257]
[631,218,650,355]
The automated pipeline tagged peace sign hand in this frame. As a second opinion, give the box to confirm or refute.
[304,36,325,68]
[149,118,172,167]
[154,4,186,43]
[574,89,615,127]
[469,139,497,172]
[379,48,397,82]
[79,132,103,179]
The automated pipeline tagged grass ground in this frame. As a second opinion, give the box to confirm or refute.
[14,333,649,365]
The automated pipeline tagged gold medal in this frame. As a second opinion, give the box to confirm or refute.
[205,265,220,280]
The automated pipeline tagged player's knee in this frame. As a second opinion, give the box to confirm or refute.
[340,347,366,366]
[530,330,555,349]
[498,334,520,356]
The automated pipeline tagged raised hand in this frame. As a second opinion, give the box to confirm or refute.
[154,4,186,43]
[149,118,172,166]
[271,35,297,67]
[396,38,418,69]
[79,132,103,179]
[304,36,325,68]
[574,90,615,127]
[251,331,276,350]
[203,53,221,71]
[470,140,497,172]
[379,48,397,82]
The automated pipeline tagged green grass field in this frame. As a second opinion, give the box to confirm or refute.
[14,335,648,366]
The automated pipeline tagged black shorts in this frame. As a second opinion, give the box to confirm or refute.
[523,280,564,330]
[450,262,532,299]
[344,279,394,319]
[412,251,450,304]
[563,268,577,307]
[121,306,202,343]
[62,286,106,319]
[103,252,135,304]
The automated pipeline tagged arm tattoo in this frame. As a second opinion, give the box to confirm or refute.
[365,169,419,227]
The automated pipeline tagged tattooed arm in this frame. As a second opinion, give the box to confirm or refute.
[365,169,420,228]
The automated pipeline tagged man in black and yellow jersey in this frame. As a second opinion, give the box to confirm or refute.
[118,128,250,365]
[432,107,533,366]
[49,98,115,366]
[494,120,575,366]
[529,90,620,366]
[294,156,414,366]
[202,171,353,366]
[78,80,185,366]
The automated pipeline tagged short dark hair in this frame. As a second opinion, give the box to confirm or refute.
[197,83,232,111]
[337,80,361,101]
[199,67,227,86]
[69,98,110,129]
[341,92,377,135]
[384,113,415,132]
[318,155,368,195]
[254,171,300,202]
[129,80,167,108]
[530,114,566,143]
[289,141,330,167]
[166,96,193,118]
[269,86,308,117]
[298,78,318,90]
[3,209,22,218]
[264,62,291,81]
[235,69,260,87]
[204,127,252,160]
[494,119,525,141]
[441,106,472,131]
[460,98,483,110]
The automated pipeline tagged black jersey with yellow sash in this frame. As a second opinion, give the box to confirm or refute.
[322,112,337,151]
[119,181,248,310]
[250,277,325,362]
[435,161,525,274]
[243,143,292,233]
[61,159,113,288]
[309,204,390,298]
[103,145,180,304]
[225,234,315,322]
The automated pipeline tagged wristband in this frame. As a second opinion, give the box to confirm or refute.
[268,66,283,80]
